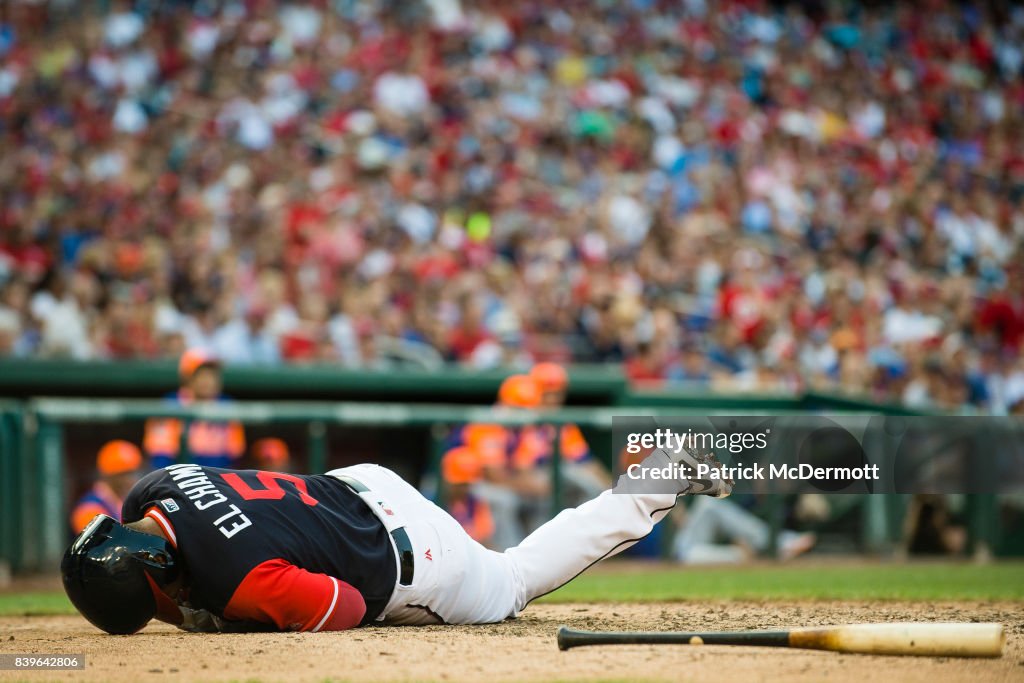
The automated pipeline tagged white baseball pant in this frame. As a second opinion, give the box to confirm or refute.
[328,463,679,625]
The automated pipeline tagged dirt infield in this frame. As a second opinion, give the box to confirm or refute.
[1,601,1022,683]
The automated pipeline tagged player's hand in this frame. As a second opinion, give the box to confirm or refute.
[178,606,223,633]
[177,606,275,633]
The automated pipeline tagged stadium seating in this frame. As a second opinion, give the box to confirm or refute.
[0,0,1022,413]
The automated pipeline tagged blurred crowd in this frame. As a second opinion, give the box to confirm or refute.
[2,0,1024,413]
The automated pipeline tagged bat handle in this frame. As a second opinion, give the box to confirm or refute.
[558,626,646,650]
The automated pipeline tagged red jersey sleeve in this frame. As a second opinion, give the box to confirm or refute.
[223,558,366,631]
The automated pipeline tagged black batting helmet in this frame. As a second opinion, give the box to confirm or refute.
[61,514,181,634]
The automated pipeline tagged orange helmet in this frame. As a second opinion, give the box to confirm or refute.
[252,438,290,470]
[498,374,542,408]
[179,348,220,380]
[97,440,143,476]
[442,447,483,485]
[530,362,569,392]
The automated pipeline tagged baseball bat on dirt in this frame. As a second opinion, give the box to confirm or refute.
[557,622,1004,658]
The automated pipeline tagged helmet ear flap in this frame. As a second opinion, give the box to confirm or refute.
[61,515,180,635]
[143,572,184,625]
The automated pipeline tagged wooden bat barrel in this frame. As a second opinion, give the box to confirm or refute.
[788,622,1005,658]
[557,622,1005,658]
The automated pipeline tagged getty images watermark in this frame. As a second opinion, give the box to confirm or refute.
[612,415,1024,495]
[622,427,880,485]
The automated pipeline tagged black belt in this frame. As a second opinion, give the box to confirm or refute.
[334,474,414,587]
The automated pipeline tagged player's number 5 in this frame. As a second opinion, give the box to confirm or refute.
[221,472,320,507]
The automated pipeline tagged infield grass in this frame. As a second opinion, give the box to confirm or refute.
[0,590,75,616]
[2,561,1022,617]
[538,560,1024,603]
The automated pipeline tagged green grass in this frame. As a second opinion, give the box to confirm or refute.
[537,561,1024,603]
[0,590,74,616]
[2,562,1022,617]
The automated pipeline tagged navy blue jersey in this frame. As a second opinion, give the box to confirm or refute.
[122,465,397,627]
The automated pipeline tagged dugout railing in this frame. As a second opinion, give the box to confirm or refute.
[0,400,27,577]
[0,397,1003,573]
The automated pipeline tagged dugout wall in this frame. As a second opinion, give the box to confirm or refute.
[0,361,1006,573]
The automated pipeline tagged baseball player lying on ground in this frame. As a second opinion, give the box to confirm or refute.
[62,447,732,634]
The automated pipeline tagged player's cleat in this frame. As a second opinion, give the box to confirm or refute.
[672,447,734,498]
[615,446,734,498]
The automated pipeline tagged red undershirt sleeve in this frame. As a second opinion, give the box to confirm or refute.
[223,558,366,632]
